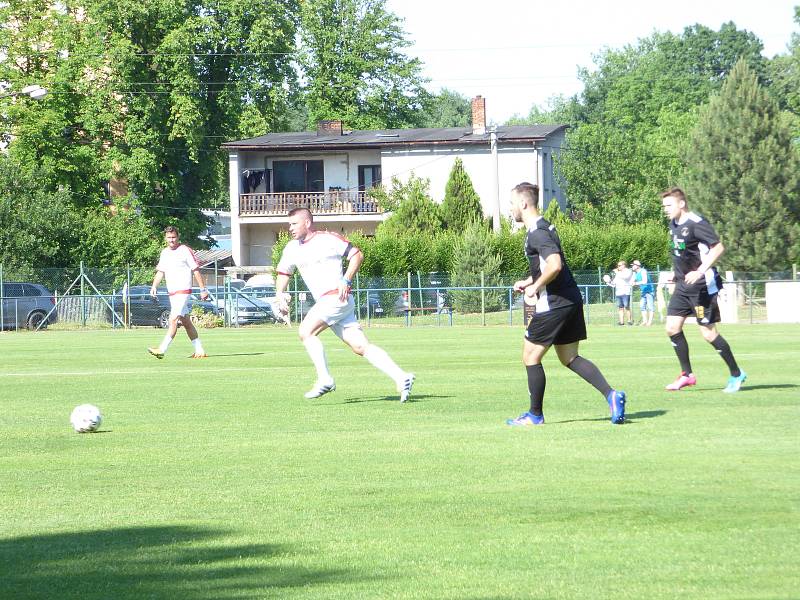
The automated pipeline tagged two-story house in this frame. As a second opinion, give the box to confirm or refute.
[222,96,567,267]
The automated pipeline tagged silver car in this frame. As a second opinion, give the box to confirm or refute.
[201,285,278,325]
[1,282,57,330]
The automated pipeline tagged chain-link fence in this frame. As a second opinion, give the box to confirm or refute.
[1,264,797,331]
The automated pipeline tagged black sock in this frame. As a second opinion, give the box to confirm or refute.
[526,364,546,416]
[669,332,692,375]
[710,335,741,377]
[567,355,613,398]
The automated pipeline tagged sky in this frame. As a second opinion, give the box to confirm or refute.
[385,0,799,123]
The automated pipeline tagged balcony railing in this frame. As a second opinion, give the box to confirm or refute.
[239,191,381,216]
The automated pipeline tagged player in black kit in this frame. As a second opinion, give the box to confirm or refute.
[506,182,626,426]
[661,187,746,392]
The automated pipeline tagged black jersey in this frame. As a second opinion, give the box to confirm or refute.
[669,212,723,293]
[525,217,582,311]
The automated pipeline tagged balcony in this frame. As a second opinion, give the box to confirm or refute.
[239,191,381,216]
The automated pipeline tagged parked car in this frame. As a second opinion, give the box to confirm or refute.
[0,282,56,330]
[114,286,219,328]
[202,285,278,325]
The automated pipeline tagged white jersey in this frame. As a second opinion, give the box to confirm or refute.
[156,244,199,295]
[276,231,356,301]
[611,268,634,296]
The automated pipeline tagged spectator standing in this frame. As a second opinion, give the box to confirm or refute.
[632,260,655,326]
[607,260,635,326]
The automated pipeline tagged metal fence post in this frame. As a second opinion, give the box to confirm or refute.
[80,261,86,328]
[508,287,513,326]
[748,281,753,324]
[406,272,412,327]
[481,271,486,327]
[0,263,4,329]
[126,266,131,329]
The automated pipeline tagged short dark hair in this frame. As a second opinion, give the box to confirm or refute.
[512,182,539,204]
[661,186,687,205]
[288,207,313,221]
[164,225,179,236]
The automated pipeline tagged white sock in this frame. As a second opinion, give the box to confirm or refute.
[363,344,405,384]
[192,338,205,354]
[158,334,173,354]
[303,336,332,383]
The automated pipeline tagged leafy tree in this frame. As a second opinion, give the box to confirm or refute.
[767,7,800,138]
[505,95,581,126]
[419,88,471,128]
[0,0,299,242]
[558,23,767,225]
[684,59,800,271]
[377,176,443,236]
[298,0,428,130]
[440,158,483,231]
[0,156,161,272]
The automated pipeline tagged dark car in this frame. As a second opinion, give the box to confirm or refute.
[115,286,219,328]
[0,282,56,330]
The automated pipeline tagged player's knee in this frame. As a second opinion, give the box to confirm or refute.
[350,341,368,356]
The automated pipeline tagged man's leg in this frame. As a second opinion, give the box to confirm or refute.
[506,340,549,426]
[665,315,696,390]
[298,314,335,397]
[617,300,625,325]
[148,316,178,358]
[700,324,746,391]
[339,325,414,401]
[555,342,625,424]
[181,316,206,357]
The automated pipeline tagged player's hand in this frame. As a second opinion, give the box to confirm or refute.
[524,286,539,302]
[513,279,529,293]
[338,277,351,302]
[149,286,157,297]
[199,289,209,300]
[684,270,704,285]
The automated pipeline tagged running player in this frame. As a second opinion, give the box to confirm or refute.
[147,226,209,359]
[273,208,414,401]
[506,182,626,426]
[661,187,746,392]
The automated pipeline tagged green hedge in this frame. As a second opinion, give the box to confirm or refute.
[271,221,670,277]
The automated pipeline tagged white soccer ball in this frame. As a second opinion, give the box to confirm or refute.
[603,274,612,284]
[70,404,102,433]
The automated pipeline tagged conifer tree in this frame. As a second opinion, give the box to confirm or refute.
[441,158,483,231]
[684,59,800,271]
[450,221,504,312]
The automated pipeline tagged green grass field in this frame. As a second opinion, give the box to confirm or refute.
[1,323,798,599]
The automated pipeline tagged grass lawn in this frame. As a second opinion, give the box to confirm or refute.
[1,322,798,599]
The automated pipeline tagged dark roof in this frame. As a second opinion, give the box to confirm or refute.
[221,124,567,151]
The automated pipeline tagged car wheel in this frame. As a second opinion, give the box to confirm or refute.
[27,311,47,330]
[159,310,171,329]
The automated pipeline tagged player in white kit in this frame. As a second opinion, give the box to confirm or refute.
[274,208,415,401]
[147,226,210,359]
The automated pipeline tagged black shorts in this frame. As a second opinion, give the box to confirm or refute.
[525,303,587,346]
[667,284,720,325]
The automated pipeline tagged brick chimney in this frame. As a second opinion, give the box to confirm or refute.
[471,96,486,135]
[317,119,343,136]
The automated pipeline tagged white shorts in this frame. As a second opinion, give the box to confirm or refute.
[304,295,361,338]
[169,293,191,318]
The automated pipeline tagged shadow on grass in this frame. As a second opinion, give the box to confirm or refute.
[340,394,452,404]
[0,525,357,600]
[553,409,667,424]
[206,352,266,358]
[739,383,798,391]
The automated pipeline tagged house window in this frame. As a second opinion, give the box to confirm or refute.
[273,160,324,193]
[358,165,381,191]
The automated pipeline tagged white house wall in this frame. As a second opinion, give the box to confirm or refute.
[380,145,547,220]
